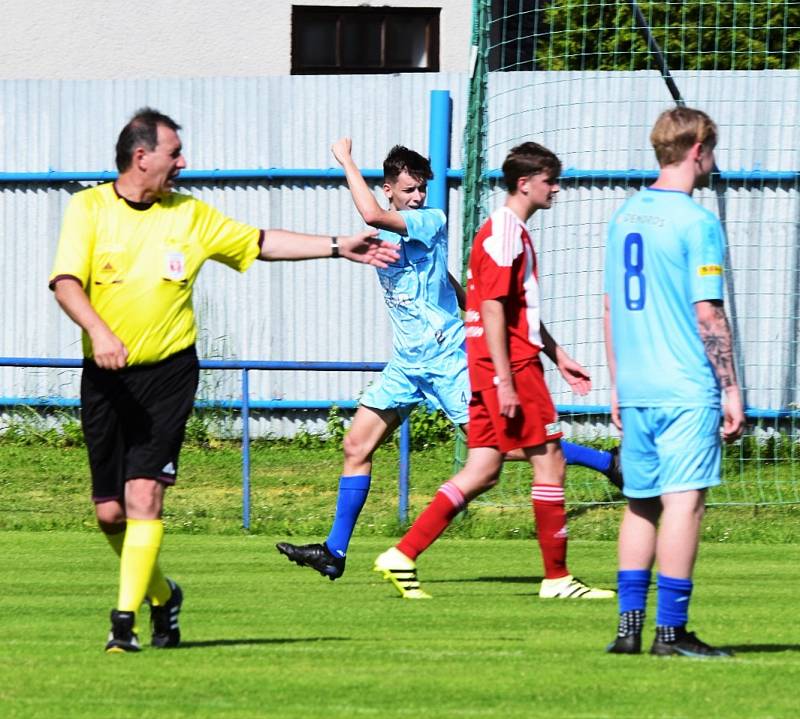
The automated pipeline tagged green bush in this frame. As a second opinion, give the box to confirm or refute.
[407,406,457,450]
[0,407,84,448]
[8,405,796,468]
[725,431,800,464]
[503,0,800,71]
[325,404,348,445]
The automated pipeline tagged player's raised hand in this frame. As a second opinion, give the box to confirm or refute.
[339,230,399,268]
[331,138,353,165]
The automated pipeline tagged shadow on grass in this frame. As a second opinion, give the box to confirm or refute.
[725,644,800,654]
[422,575,542,584]
[178,637,350,649]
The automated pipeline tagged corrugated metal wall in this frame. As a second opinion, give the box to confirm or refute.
[0,74,470,424]
[0,71,797,429]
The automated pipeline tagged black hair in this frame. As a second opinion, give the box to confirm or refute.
[115,107,181,172]
[502,142,561,193]
[383,145,433,183]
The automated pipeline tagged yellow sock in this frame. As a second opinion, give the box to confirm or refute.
[117,519,164,615]
[147,564,172,606]
[103,524,126,556]
[103,522,170,604]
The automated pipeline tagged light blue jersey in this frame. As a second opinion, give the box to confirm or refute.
[605,188,726,408]
[360,207,468,424]
[376,208,464,365]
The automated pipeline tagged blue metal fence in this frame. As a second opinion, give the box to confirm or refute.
[0,90,455,530]
[2,89,797,529]
[0,355,411,529]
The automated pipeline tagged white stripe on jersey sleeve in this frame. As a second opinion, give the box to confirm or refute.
[522,240,543,348]
[483,207,524,267]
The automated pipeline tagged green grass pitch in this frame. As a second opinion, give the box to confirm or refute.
[2,531,799,718]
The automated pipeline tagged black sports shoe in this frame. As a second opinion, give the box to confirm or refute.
[606,634,641,654]
[605,446,623,490]
[650,629,732,658]
[105,609,141,653]
[148,578,183,648]
[276,541,346,580]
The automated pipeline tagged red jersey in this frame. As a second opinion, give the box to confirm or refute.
[465,206,543,391]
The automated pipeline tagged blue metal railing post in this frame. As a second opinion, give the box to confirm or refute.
[428,89,452,212]
[241,368,251,530]
[398,419,410,526]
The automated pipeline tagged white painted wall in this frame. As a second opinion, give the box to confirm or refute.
[0,0,472,79]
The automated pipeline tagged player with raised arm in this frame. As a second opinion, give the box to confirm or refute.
[276,139,622,583]
[373,142,615,600]
[604,107,744,657]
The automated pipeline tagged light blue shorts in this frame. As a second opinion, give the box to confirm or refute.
[620,406,722,499]
[360,349,469,425]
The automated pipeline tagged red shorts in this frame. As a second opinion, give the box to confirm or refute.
[467,360,563,453]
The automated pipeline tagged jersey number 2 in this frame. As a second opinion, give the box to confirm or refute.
[623,232,645,310]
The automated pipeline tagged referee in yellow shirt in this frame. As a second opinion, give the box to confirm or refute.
[49,108,399,653]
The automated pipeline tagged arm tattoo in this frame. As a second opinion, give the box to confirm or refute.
[698,304,737,389]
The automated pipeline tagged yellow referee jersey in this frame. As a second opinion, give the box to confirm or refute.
[49,183,262,365]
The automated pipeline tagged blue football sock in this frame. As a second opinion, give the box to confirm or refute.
[325,475,371,558]
[561,441,612,473]
[618,569,651,613]
[656,573,693,628]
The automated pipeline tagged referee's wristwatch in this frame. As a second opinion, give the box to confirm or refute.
[331,236,340,258]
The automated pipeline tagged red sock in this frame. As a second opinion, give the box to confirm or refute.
[397,482,466,560]
[531,484,569,579]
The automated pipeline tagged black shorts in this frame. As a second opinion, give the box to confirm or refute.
[81,345,199,503]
